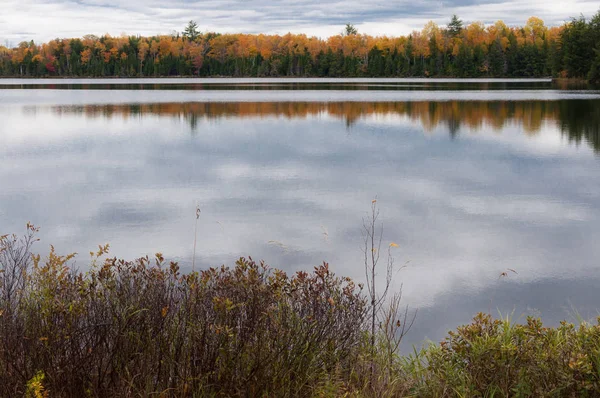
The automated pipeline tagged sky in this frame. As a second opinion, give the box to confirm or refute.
[0,0,599,45]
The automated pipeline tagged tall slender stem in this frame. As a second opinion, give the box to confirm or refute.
[192,205,200,272]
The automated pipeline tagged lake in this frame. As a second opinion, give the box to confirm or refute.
[1,78,600,348]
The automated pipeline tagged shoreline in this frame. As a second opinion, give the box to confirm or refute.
[0,76,556,84]
[0,75,554,79]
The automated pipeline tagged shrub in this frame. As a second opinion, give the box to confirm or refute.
[409,312,600,397]
[0,226,369,396]
[11,224,600,397]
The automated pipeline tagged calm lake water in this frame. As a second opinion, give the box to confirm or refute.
[1,78,600,347]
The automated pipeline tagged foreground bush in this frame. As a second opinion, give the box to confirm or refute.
[4,226,600,397]
[0,226,374,396]
[408,312,600,397]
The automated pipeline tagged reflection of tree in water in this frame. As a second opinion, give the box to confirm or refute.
[446,117,461,138]
[189,112,199,133]
[558,100,600,152]
[49,100,600,153]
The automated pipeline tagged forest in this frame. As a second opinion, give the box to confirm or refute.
[0,13,599,81]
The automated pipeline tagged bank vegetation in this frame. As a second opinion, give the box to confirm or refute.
[1,225,600,397]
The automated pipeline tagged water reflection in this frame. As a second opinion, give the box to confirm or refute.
[0,77,555,91]
[45,100,600,152]
[2,94,600,350]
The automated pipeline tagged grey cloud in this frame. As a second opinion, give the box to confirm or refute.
[1,0,598,43]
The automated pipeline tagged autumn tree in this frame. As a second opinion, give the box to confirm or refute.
[138,39,149,75]
[0,14,598,80]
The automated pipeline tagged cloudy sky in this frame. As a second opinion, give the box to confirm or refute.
[1,0,599,45]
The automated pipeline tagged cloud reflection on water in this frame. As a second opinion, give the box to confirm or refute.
[1,98,600,347]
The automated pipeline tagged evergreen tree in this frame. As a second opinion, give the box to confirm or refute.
[344,24,358,36]
[489,39,506,76]
[561,16,592,78]
[589,49,600,84]
[367,46,384,76]
[183,20,200,41]
[447,15,463,38]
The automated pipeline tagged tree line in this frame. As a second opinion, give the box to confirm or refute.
[0,13,599,81]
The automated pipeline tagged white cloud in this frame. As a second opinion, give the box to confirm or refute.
[0,0,598,44]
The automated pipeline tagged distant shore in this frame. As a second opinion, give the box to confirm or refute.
[552,77,591,83]
[0,75,555,80]
[0,76,555,83]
